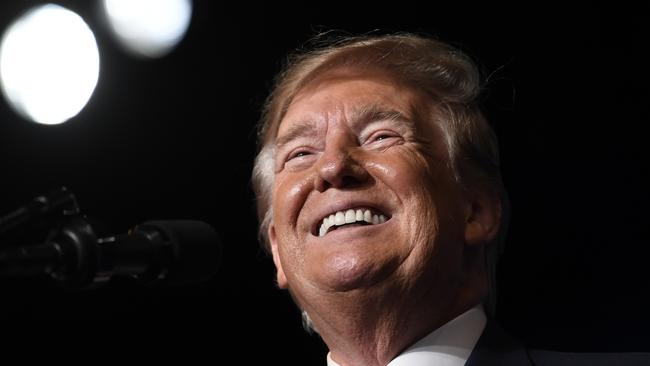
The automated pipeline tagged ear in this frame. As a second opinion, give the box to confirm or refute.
[464,189,502,246]
[268,224,288,289]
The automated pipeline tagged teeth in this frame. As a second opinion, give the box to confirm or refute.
[318,208,389,237]
[364,210,372,223]
[345,209,355,223]
[335,212,345,225]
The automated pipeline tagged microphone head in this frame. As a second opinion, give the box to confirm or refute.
[135,220,222,285]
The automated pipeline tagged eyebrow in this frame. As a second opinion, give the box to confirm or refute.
[274,104,410,149]
[275,121,319,149]
[350,104,409,129]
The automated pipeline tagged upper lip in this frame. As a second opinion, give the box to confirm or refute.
[308,199,393,236]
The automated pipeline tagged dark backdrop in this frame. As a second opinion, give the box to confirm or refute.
[0,1,648,362]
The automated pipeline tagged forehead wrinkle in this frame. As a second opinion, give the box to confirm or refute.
[275,95,416,149]
[275,105,343,149]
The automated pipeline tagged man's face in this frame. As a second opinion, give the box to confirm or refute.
[268,67,469,313]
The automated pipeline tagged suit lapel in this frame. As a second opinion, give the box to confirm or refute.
[465,318,533,366]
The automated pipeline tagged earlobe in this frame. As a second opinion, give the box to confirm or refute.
[269,225,289,289]
[464,191,502,246]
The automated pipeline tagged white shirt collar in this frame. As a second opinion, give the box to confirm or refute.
[327,305,487,366]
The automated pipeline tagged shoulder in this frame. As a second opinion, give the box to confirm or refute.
[465,319,531,366]
[528,349,650,366]
[467,319,650,366]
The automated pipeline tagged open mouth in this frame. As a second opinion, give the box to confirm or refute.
[315,208,390,237]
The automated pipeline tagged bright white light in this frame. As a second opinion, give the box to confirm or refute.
[102,0,192,58]
[0,4,100,125]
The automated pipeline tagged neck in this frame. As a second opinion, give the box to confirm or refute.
[306,288,481,366]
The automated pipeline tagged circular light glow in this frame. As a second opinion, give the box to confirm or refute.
[102,0,192,58]
[0,4,100,125]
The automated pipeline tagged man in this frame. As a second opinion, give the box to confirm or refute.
[251,33,648,365]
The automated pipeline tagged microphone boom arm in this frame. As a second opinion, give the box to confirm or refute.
[0,189,221,289]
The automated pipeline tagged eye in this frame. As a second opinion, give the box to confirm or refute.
[287,149,312,161]
[366,130,400,144]
[374,134,391,141]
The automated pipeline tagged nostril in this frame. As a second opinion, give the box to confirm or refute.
[316,173,369,192]
[315,152,369,191]
[341,175,366,188]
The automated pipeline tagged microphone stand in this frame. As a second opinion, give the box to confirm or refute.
[0,187,100,289]
[0,186,80,239]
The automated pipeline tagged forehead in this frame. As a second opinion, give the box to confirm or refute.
[277,67,426,137]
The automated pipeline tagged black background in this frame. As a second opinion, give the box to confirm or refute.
[0,0,648,362]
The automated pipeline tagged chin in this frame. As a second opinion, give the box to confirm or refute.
[311,251,400,292]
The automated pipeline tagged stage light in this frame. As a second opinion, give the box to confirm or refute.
[101,0,192,58]
[0,4,100,125]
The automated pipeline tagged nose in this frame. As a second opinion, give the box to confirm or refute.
[314,144,370,192]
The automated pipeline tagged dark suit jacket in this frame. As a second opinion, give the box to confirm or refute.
[465,320,650,366]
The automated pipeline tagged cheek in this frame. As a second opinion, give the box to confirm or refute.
[369,146,458,255]
[272,172,313,228]
[368,146,442,207]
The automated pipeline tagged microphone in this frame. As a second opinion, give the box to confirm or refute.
[0,219,222,288]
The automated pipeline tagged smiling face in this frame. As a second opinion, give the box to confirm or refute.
[268,67,473,321]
